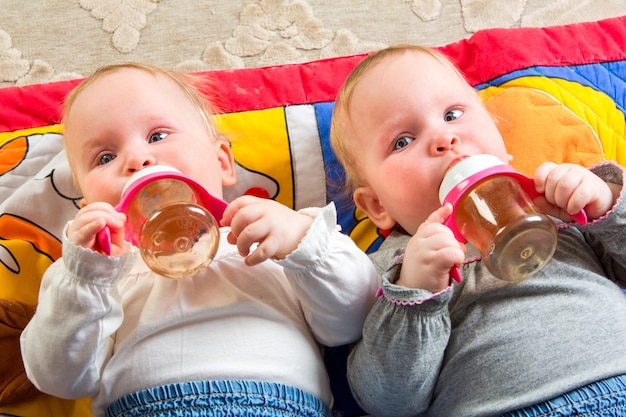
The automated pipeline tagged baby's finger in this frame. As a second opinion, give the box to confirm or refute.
[425,203,454,225]
[245,239,278,266]
[73,218,107,246]
[532,162,558,194]
[226,231,238,246]
[235,219,271,259]
[552,173,583,211]
[221,195,261,227]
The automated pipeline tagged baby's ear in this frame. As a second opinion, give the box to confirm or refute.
[217,141,237,187]
[353,186,396,230]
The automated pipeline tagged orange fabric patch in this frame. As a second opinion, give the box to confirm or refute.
[483,87,604,177]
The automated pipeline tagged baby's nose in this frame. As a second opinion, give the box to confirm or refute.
[127,155,156,173]
[432,134,459,153]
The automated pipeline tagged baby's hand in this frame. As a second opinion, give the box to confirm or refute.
[67,202,126,255]
[221,195,314,266]
[397,203,466,293]
[533,162,617,221]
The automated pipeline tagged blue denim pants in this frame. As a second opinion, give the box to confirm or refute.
[105,379,332,417]
[502,374,626,416]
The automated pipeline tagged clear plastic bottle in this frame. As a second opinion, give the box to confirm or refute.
[439,154,558,282]
[97,166,227,279]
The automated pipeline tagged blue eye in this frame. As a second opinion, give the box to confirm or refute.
[98,153,116,166]
[148,132,168,143]
[393,136,414,150]
[444,109,463,122]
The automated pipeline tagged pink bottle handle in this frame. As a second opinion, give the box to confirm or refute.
[94,168,228,256]
[95,197,227,256]
[441,168,587,283]
[515,175,588,225]
[443,168,588,242]
[567,209,588,225]
[96,227,112,255]
[449,266,462,283]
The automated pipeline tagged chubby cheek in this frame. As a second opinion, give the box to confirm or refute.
[479,123,509,161]
[200,176,226,200]
[183,163,227,198]
[80,175,122,206]
[377,173,440,234]
[393,194,441,234]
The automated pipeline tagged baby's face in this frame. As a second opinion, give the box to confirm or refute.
[348,51,509,234]
[63,68,235,206]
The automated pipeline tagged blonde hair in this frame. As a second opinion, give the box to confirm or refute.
[329,45,470,193]
[62,63,229,186]
[63,62,228,145]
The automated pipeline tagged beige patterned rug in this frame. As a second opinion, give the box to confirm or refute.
[1,0,625,87]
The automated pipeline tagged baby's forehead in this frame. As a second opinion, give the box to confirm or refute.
[70,69,185,110]
[356,52,462,94]
[361,51,455,86]
[401,51,462,77]
[90,68,163,90]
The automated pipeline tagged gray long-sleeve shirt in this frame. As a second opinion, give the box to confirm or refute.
[348,162,626,417]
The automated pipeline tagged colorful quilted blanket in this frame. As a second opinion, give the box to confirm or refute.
[0,15,624,417]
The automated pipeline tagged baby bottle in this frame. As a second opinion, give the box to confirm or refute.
[439,154,558,282]
[97,165,227,279]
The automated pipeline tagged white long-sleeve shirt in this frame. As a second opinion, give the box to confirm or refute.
[21,204,379,417]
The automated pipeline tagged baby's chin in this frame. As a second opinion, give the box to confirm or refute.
[81,197,120,208]
[398,220,421,237]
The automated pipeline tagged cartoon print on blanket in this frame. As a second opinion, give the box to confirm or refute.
[0,15,625,417]
[0,128,92,415]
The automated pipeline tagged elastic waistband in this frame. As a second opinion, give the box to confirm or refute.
[503,374,626,417]
[106,379,332,417]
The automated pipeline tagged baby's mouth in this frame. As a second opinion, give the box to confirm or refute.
[448,155,469,171]
[441,155,469,184]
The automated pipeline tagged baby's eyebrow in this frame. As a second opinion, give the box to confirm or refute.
[79,135,109,157]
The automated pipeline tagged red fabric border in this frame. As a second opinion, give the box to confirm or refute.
[0,15,624,133]
[441,15,626,86]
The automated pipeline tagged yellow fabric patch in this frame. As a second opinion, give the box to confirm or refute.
[217,109,294,208]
